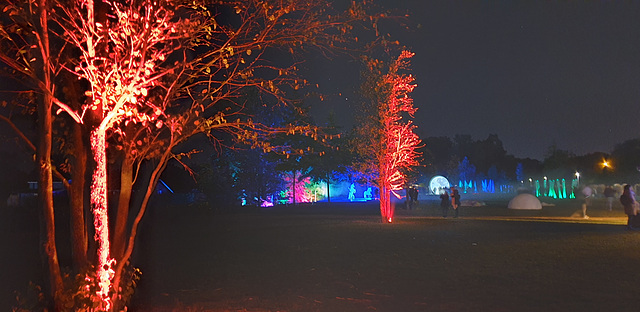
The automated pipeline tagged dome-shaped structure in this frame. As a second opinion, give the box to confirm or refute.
[429,175,450,195]
[508,193,542,210]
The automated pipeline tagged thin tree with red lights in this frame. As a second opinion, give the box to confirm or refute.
[379,51,420,222]
[355,50,420,223]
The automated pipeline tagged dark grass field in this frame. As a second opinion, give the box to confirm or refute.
[3,195,640,311]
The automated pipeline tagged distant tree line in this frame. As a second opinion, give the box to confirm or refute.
[419,134,640,187]
[189,130,640,202]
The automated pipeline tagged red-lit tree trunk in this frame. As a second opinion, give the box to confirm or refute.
[110,133,176,309]
[89,126,115,311]
[35,0,64,309]
[38,80,65,312]
[70,122,88,268]
[379,185,392,223]
[113,154,134,260]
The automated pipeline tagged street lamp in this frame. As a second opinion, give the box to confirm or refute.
[575,172,580,185]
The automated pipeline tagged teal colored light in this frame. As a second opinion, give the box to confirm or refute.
[535,180,540,197]
[562,179,567,199]
[548,179,557,198]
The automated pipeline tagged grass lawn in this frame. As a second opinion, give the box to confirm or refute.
[124,196,640,312]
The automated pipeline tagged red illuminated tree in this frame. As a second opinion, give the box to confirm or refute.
[354,50,421,223]
[0,1,67,309]
[1,0,382,310]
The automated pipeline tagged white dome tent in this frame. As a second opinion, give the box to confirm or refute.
[508,193,542,210]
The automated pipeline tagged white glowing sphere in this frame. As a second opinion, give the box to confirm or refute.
[429,175,450,195]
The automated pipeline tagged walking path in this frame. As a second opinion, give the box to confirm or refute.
[416,215,629,225]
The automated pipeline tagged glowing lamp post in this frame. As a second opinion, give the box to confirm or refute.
[575,172,580,185]
[602,160,611,174]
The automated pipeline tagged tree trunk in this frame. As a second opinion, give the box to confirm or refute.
[112,155,134,260]
[292,170,297,205]
[379,184,392,223]
[111,140,173,310]
[36,0,64,308]
[379,186,386,222]
[38,89,65,311]
[70,122,88,268]
[90,127,114,311]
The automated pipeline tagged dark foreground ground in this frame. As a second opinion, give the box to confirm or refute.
[3,195,640,311]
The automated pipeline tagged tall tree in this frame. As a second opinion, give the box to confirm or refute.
[354,50,420,223]
[0,1,67,309]
[2,0,381,310]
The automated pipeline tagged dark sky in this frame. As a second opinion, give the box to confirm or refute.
[309,1,640,160]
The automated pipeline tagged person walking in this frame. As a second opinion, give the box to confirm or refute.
[580,185,594,219]
[407,186,418,210]
[604,185,615,211]
[440,189,450,218]
[620,184,639,230]
[451,186,461,218]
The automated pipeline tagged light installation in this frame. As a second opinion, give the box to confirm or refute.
[429,175,450,195]
[531,178,575,199]
[481,180,495,193]
[364,187,373,200]
[548,180,556,197]
[348,183,356,201]
[282,172,314,203]
[378,51,420,223]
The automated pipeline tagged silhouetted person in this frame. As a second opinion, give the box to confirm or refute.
[411,187,418,209]
[440,190,450,218]
[451,186,461,218]
[620,184,639,230]
[604,185,615,211]
[580,185,594,219]
[405,186,418,210]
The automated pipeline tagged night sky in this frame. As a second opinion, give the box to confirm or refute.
[309,1,640,160]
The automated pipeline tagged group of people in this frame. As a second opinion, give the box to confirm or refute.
[439,186,461,218]
[405,186,419,209]
[410,183,638,228]
[581,184,639,230]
